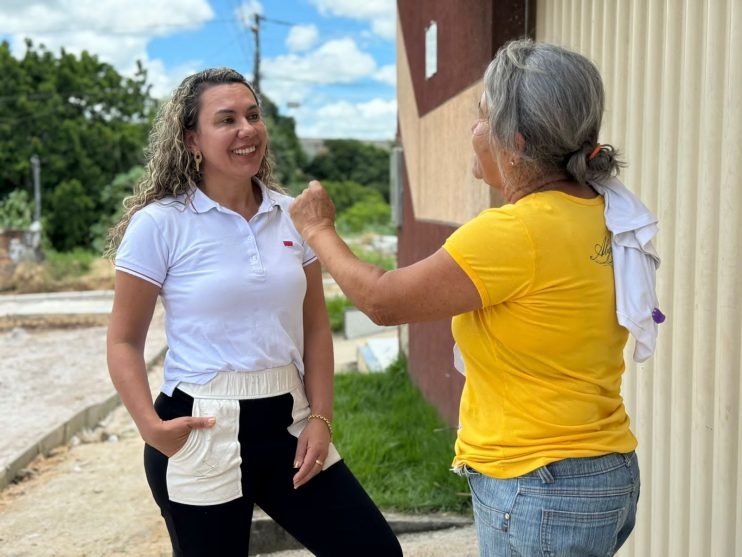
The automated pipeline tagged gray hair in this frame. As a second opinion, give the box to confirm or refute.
[484,39,624,184]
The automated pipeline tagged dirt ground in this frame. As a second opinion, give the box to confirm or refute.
[0,365,171,557]
[0,364,478,557]
[5,258,116,295]
[0,270,478,556]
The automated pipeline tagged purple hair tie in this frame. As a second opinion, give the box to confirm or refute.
[652,307,666,324]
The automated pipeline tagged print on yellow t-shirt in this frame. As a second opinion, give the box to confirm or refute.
[444,191,637,479]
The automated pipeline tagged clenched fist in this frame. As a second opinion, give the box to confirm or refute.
[289,180,336,241]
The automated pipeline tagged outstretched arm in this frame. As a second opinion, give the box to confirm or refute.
[290,181,482,326]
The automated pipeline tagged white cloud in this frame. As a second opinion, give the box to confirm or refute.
[308,0,396,40]
[296,98,397,140]
[145,59,205,99]
[0,0,395,139]
[234,0,263,27]
[373,64,396,86]
[2,0,213,93]
[3,0,213,38]
[370,17,396,41]
[262,38,376,84]
[260,76,313,109]
[286,24,319,52]
[309,0,394,20]
[260,35,394,139]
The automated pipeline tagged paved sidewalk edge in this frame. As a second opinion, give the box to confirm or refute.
[0,346,167,491]
[249,512,473,555]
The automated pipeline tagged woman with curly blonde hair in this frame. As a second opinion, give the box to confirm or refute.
[105,68,281,255]
[106,68,400,556]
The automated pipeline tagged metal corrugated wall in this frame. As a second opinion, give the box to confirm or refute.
[536,1,741,555]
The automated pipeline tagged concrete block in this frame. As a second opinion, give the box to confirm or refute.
[0,465,9,491]
[84,394,117,428]
[344,308,394,339]
[0,434,41,489]
[246,512,473,554]
[3,440,40,487]
[357,337,399,373]
[383,512,473,535]
[100,393,121,419]
[64,408,88,442]
[357,345,374,373]
[38,424,65,456]
[248,515,302,555]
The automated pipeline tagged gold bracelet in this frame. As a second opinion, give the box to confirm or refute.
[308,414,333,437]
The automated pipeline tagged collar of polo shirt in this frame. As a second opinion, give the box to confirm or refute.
[188,178,280,216]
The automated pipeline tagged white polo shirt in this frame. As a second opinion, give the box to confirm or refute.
[115,180,317,395]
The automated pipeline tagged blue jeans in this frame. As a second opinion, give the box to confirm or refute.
[463,452,640,557]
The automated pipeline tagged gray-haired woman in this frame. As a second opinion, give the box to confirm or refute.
[290,39,660,556]
[106,68,401,556]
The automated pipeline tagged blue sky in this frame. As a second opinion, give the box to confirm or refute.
[0,0,397,139]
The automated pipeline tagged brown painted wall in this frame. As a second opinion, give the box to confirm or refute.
[396,0,533,426]
[396,160,462,425]
[398,0,495,116]
[398,0,532,117]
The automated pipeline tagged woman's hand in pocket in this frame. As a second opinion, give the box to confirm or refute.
[142,416,216,457]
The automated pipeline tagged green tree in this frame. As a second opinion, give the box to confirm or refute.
[261,96,307,189]
[320,180,381,214]
[337,192,392,235]
[90,165,144,253]
[45,179,95,251]
[304,139,391,201]
[0,40,153,249]
[0,189,33,229]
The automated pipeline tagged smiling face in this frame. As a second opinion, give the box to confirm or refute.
[185,83,268,187]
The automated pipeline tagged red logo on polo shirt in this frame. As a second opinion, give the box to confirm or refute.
[283,240,293,247]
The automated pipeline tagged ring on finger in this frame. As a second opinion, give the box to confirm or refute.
[315,459,324,467]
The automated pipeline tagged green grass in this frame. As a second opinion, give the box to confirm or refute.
[333,356,471,514]
[44,248,97,280]
[325,296,354,333]
[350,244,396,271]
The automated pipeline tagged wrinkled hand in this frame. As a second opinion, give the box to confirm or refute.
[143,416,215,458]
[292,417,331,489]
[289,180,336,241]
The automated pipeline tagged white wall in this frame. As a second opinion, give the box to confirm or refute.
[537,1,741,555]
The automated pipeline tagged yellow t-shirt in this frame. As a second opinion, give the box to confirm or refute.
[443,191,637,479]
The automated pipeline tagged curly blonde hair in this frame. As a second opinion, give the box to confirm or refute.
[105,67,283,257]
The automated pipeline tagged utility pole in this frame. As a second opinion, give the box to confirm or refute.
[251,13,261,94]
[30,154,41,223]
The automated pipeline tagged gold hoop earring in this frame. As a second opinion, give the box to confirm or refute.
[194,151,203,172]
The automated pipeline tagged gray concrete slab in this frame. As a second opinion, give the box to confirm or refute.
[344,307,395,338]
[357,335,400,372]
[0,289,475,556]
[0,296,166,490]
[0,290,115,317]
[0,387,474,556]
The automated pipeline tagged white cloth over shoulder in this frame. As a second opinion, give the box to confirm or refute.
[453,343,465,375]
[591,177,663,363]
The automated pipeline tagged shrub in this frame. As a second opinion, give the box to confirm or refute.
[337,195,393,235]
[0,189,34,229]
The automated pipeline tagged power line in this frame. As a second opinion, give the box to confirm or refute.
[246,13,303,93]
[227,0,253,65]
[260,16,296,27]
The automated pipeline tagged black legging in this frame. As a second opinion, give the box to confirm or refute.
[144,388,402,557]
